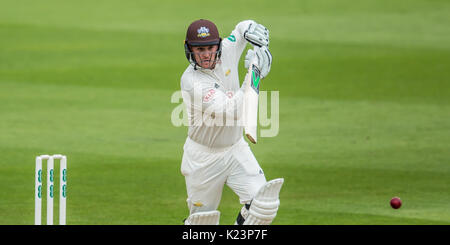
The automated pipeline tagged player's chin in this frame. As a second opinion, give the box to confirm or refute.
[200,61,213,69]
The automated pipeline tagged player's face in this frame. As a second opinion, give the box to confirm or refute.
[191,45,218,69]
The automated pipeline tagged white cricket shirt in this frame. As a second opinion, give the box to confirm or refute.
[181,20,254,148]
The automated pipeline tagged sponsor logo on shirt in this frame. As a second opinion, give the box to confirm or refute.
[193,202,203,207]
[203,89,216,102]
[227,34,236,42]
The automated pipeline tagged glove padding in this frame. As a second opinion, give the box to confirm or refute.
[245,46,272,79]
[244,22,269,47]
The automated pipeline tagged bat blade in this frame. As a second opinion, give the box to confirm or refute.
[243,62,261,144]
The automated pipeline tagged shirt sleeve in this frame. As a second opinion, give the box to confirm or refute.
[221,20,255,64]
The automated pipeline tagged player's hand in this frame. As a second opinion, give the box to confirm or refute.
[244,46,272,79]
[244,21,269,47]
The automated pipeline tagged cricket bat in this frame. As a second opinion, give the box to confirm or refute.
[243,61,261,144]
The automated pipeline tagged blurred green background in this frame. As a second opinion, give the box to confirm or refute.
[0,0,449,224]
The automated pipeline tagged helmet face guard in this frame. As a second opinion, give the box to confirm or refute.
[184,38,222,69]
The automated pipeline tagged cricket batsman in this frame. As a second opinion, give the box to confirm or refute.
[180,19,284,225]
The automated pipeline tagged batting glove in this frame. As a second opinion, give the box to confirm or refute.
[244,21,270,47]
[245,46,272,79]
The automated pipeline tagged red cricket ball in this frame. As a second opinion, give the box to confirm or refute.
[390,197,402,209]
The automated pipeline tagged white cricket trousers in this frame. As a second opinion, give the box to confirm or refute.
[181,137,267,215]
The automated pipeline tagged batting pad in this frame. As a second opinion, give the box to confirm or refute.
[184,210,221,225]
[243,178,284,225]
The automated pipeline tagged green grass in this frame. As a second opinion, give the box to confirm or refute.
[0,0,449,224]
